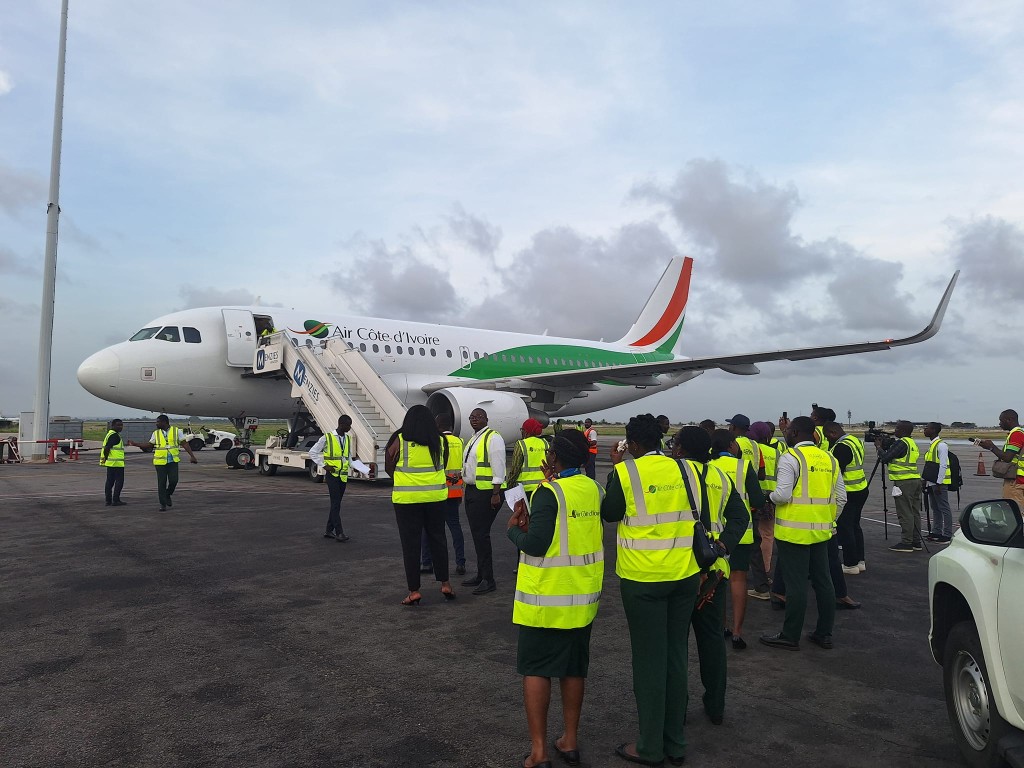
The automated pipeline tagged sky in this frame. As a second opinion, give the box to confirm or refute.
[1,0,1022,427]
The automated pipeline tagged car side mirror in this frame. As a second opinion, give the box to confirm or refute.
[959,499,1023,546]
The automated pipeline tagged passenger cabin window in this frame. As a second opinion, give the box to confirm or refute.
[156,326,180,342]
[446,350,453,358]
[183,327,202,344]
[130,327,160,341]
[360,343,367,352]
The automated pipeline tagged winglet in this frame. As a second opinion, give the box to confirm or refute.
[616,257,693,349]
[890,270,959,348]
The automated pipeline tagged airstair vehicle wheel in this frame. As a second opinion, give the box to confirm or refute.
[308,461,324,483]
[218,438,233,450]
[258,455,277,476]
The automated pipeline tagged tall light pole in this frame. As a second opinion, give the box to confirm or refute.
[30,0,70,458]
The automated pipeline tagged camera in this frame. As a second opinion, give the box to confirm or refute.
[863,420,895,449]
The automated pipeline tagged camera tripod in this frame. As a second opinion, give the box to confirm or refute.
[866,455,930,552]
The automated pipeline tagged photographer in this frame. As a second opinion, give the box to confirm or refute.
[874,421,923,553]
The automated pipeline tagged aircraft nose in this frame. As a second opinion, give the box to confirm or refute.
[77,348,120,396]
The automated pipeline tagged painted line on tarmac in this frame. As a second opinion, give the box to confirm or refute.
[861,515,902,527]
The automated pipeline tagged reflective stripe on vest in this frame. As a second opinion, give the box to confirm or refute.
[735,436,760,477]
[513,475,604,629]
[614,455,700,583]
[835,434,867,492]
[324,432,350,482]
[774,445,839,544]
[392,436,447,503]
[815,426,830,452]
[759,443,779,493]
[471,428,504,490]
[924,438,952,485]
[888,437,920,481]
[100,429,124,468]
[1003,427,1024,480]
[152,427,180,465]
[443,433,465,498]
[516,436,548,491]
[699,463,732,578]
[710,455,753,544]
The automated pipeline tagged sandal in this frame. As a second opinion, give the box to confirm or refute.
[401,592,422,606]
[441,584,456,600]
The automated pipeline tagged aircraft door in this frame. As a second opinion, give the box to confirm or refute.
[223,309,257,366]
[459,345,472,370]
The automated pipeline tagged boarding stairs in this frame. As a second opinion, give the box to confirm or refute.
[252,333,406,473]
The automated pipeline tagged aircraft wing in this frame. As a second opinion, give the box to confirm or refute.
[421,270,959,393]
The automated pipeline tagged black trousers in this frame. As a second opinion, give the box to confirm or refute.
[394,501,448,591]
[837,489,867,566]
[104,467,124,504]
[773,535,848,600]
[325,473,347,535]
[464,486,502,582]
[154,463,179,507]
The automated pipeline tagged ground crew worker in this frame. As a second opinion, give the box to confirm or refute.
[674,427,748,726]
[709,430,764,650]
[747,422,778,601]
[977,409,1024,508]
[507,429,604,768]
[100,418,127,506]
[462,408,505,595]
[420,414,467,575]
[922,422,953,543]
[766,422,786,455]
[600,414,713,766]
[129,414,197,511]
[726,414,760,476]
[309,415,353,542]
[875,420,923,553]
[760,416,845,651]
[824,422,868,572]
[657,415,673,451]
[810,405,835,452]
[582,419,599,479]
[508,418,550,495]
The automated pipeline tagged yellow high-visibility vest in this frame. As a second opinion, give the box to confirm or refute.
[614,455,701,583]
[471,428,504,490]
[324,432,350,482]
[516,436,548,492]
[513,474,605,629]
[392,436,447,504]
[699,462,732,579]
[924,438,951,485]
[759,443,779,493]
[1002,427,1024,481]
[834,434,867,492]
[100,430,124,468]
[152,427,180,466]
[734,436,760,477]
[443,433,465,499]
[888,437,920,481]
[710,455,753,545]
[774,445,839,544]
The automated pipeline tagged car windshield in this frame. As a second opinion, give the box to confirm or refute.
[129,327,160,341]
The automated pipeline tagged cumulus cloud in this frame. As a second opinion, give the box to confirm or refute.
[948,215,1024,302]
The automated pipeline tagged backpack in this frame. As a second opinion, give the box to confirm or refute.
[947,451,963,492]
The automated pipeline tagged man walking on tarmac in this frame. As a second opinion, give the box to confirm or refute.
[128,414,198,511]
[875,420,923,553]
[100,418,128,506]
[309,415,353,541]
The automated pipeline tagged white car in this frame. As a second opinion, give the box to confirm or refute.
[929,498,1024,768]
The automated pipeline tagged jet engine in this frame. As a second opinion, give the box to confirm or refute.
[426,388,547,443]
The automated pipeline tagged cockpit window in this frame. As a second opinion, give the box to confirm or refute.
[183,327,202,344]
[156,326,180,342]
[130,327,160,341]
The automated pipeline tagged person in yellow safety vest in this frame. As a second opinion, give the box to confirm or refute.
[657,414,673,451]
[384,405,454,606]
[922,422,954,544]
[745,421,778,602]
[977,408,1024,509]
[709,429,765,651]
[309,415,353,542]
[461,408,506,595]
[582,418,599,479]
[419,413,468,576]
[823,421,869,578]
[810,405,835,452]
[508,418,550,497]
[128,414,198,511]
[600,414,739,765]
[875,420,923,553]
[766,422,786,456]
[506,428,603,768]
[726,414,761,481]
[760,416,845,651]
[673,426,749,728]
[100,418,127,507]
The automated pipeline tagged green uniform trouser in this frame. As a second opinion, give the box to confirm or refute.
[155,462,179,507]
[776,539,835,642]
[689,575,727,720]
[893,478,922,546]
[620,573,700,764]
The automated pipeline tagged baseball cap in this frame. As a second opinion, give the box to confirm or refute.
[725,414,750,429]
[521,418,544,436]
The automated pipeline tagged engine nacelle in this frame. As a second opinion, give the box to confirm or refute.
[426,388,543,444]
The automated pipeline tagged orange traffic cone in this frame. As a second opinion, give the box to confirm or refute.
[975,451,986,476]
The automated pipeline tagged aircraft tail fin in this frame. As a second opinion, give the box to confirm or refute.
[615,257,693,352]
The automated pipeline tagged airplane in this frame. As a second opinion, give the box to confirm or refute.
[77,257,959,443]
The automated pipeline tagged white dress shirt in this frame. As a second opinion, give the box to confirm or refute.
[463,427,506,486]
[308,431,348,469]
[926,439,949,487]
[770,440,847,509]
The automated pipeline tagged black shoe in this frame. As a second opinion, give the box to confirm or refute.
[770,599,786,611]
[706,709,723,725]
[159,506,167,512]
[912,542,924,551]
[614,743,663,766]
[723,628,732,639]
[472,580,496,595]
[668,758,685,767]
[112,500,127,506]
[336,534,350,543]
[836,597,862,610]
[807,632,834,650]
[462,576,483,587]
[456,565,466,576]
[552,740,581,766]
[324,531,337,539]
[731,636,747,650]
[759,632,799,651]
[888,542,914,552]
[105,501,112,506]
[420,565,433,573]
[166,497,173,507]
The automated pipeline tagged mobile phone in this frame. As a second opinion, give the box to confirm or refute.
[617,439,628,452]
[782,411,788,420]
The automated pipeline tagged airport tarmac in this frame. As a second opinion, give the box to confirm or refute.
[0,439,1003,767]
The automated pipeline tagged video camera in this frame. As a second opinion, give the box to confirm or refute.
[863,421,896,449]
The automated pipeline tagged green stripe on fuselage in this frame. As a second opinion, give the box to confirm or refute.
[447,343,675,380]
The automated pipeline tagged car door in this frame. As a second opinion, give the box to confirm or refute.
[997,547,1024,723]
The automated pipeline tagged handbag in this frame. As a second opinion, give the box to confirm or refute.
[992,459,1019,479]
[676,459,720,570]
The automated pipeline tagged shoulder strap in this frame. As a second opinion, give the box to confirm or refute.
[675,459,709,526]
